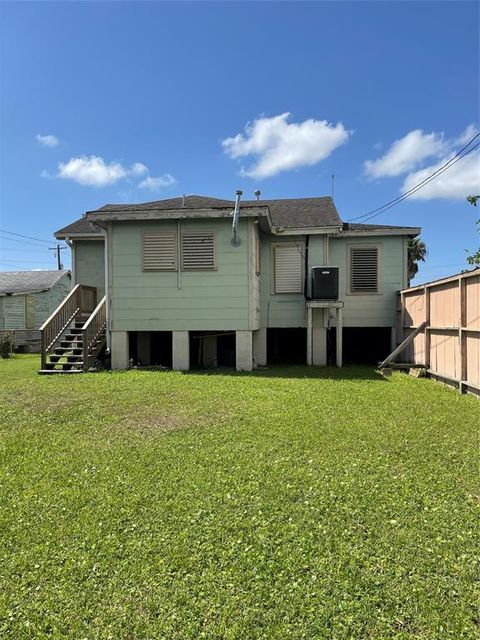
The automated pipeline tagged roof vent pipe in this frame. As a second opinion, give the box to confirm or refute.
[181,194,186,208]
[254,190,261,201]
[231,189,243,246]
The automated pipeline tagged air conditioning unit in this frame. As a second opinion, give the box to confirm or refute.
[311,266,339,300]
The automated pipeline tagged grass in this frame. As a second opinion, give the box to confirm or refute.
[0,355,479,639]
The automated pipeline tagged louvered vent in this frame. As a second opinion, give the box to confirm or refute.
[350,246,378,292]
[181,232,216,270]
[274,244,303,293]
[143,233,177,271]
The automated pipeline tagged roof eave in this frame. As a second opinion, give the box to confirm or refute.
[54,231,105,240]
[339,227,421,237]
[273,225,343,236]
[86,206,270,223]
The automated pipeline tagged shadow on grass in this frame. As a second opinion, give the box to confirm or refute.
[178,365,387,382]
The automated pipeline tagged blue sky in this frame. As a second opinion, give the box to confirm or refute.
[0,1,478,283]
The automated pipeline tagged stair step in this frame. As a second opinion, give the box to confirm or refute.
[38,369,83,375]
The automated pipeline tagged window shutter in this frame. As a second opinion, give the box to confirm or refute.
[274,244,303,293]
[143,233,177,271]
[181,232,216,270]
[350,246,378,292]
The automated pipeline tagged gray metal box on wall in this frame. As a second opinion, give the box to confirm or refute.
[311,266,339,300]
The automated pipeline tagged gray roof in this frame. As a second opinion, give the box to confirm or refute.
[56,195,343,237]
[0,270,70,295]
[55,217,102,238]
[55,195,420,238]
[91,195,343,228]
[344,222,420,232]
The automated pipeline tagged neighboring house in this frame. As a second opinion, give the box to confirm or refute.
[47,194,420,373]
[0,270,71,351]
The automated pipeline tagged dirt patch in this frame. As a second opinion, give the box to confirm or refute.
[116,411,194,436]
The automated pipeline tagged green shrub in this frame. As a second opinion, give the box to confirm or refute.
[0,331,14,358]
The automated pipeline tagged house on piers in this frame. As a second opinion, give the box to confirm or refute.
[39,193,419,373]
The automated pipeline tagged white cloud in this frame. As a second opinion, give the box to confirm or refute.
[57,156,132,186]
[401,149,480,200]
[53,154,176,191]
[138,174,177,191]
[222,112,351,179]
[364,124,480,200]
[56,155,156,187]
[364,129,446,178]
[130,162,149,176]
[35,133,59,147]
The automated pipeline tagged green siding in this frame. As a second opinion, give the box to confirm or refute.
[4,296,25,329]
[260,234,325,327]
[111,219,250,332]
[260,233,405,328]
[0,274,71,331]
[25,294,36,329]
[47,274,72,320]
[74,239,105,298]
[329,235,405,327]
[108,221,406,331]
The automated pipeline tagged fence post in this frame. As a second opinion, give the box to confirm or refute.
[459,276,467,393]
[424,286,431,370]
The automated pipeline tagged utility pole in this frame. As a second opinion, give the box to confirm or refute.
[331,174,335,199]
[49,243,67,270]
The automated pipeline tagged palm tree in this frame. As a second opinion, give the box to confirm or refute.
[407,237,427,284]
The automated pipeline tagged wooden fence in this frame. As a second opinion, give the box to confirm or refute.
[398,268,480,395]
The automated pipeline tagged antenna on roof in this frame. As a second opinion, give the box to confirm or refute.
[331,175,335,199]
[181,194,186,208]
[254,190,261,201]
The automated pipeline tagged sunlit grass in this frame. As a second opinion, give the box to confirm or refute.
[1,355,478,639]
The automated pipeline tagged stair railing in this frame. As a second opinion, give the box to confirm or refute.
[40,284,97,370]
[82,296,106,371]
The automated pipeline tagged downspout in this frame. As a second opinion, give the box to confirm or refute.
[104,227,111,354]
[231,190,243,246]
[303,234,310,300]
[65,237,74,284]
[177,219,182,289]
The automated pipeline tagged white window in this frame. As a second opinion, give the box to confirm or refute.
[143,232,177,271]
[181,231,216,271]
[273,242,304,293]
[350,245,379,293]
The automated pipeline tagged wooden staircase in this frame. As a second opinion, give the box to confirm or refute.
[38,285,107,375]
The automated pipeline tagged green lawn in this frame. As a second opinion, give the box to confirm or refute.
[1,356,479,639]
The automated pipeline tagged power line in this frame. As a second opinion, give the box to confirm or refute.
[0,229,51,245]
[0,258,53,264]
[0,235,53,248]
[349,131,480,223]
[357,143,480,223]
[0,247,52,253]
